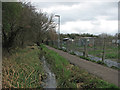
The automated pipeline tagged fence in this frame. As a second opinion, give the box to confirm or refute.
[46,37,119,68]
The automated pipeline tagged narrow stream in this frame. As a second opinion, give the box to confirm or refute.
[41,56,57,89]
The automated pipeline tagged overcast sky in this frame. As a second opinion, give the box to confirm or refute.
[31,1,118,35]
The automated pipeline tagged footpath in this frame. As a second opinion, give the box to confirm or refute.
[46,45,119,87]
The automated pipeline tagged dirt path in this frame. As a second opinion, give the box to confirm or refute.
[46,45,119,87]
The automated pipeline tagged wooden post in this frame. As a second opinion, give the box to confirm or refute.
[66,41,68,51]
[83,39,88,57]
[93,38,95,51]
[102,38,106,61]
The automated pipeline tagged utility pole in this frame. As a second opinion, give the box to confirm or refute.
[55,15,60,48]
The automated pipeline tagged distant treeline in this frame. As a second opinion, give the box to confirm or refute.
[60,33,119,40]
[60,33,98,39]
[2,2,57,53]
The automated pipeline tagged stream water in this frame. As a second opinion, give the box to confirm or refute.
[41,56,57,89]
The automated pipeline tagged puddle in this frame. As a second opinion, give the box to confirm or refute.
[41,56,57,88]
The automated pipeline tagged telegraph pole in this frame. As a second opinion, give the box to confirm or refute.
[55,15,60,48]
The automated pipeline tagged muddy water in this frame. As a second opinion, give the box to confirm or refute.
[41,56,57,88]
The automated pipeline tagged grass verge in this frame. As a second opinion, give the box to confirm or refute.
[41,44,119,88]
[2,46,45,88]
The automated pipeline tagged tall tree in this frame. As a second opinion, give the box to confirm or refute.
[2,2,56,52]
[2,2,22,51]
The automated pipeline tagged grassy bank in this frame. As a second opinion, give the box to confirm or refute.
[41,45,118,88]
[2,46,45,88]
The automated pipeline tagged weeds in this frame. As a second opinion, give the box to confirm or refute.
[70,52,76,55]
[111,66,120,70]
[2,46,44,88]
[96,61,106,66]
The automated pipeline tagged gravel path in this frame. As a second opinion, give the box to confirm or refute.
[46,45,119,87]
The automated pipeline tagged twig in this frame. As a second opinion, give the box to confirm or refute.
[25,70,34,81]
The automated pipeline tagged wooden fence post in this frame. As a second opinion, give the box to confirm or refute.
[102,38,106,61]
[83,39,88,57]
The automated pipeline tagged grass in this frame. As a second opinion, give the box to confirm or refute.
[88,48,118,60]
[53,44,119,71]
[41,45,74,88]
[96,61,107,66]
[2,46,45,88]
[69,52,76,55]
[79,56,107,66]
[67,48,120,70]
[41,44,119,88]
[61,43,118,62]
[111,66,120,70]
[79,56,91,61]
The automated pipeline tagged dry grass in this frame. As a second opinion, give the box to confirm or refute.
[2,46,44,88]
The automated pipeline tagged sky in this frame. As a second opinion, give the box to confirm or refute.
[30,0,118,35]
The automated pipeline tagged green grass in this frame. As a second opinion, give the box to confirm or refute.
[53,44,119,71]
[41,44,119,88]
[67,49,119,70]
[61,44,118,62]
[111,66,120,70]
[79,56,91,61]
[87,46,118,60]
[2,46,45,88]
[41,45,75,88]
[79,55,108,67]
[70,51,76,55]
[88,48,118,62]
[96,61,107,66]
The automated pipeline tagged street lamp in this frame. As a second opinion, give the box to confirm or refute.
[55,15,60,48]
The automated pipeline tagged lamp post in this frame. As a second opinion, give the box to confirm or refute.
[55,15,60,48]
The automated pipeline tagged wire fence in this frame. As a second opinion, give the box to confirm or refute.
[46,37,119,68]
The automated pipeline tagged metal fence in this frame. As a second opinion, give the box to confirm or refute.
[47,37,119,68]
